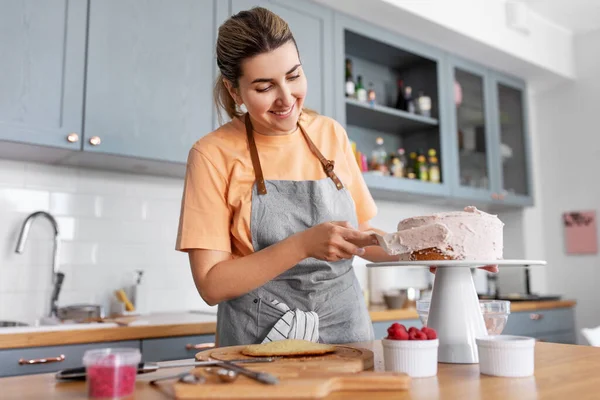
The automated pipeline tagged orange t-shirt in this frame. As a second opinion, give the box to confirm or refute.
[175,112,377,257]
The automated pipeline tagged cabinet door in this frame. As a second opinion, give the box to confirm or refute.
[0,340,140,378]
[83,0,215,163]
[230,0,334,117]
[489,73,534,206]
[0,0,86,149]
[447,57,496,202]
[141,334,215,362]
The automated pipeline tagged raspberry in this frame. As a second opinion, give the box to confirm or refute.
[388,326,401,337]
[408,330,418,340]
[425,329,437,340]
[394,329,409,340]
[408,327,419,335]
[415,331,428,340]
[421,327,437,340]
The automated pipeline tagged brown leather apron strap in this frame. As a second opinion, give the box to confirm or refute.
[245,114,267,195]
[244,114,345,195]
[297,123,344,191]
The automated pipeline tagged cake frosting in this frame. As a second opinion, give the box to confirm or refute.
[375,206,504,260]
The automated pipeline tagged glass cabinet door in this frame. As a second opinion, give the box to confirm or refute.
[492,75,533,205]
[449,59,494,200]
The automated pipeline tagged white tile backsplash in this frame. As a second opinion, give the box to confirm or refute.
[0,160,210,324]
[0,159,515,325]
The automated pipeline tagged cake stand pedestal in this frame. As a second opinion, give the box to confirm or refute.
[366,260,546,364]
[427,266,485,363]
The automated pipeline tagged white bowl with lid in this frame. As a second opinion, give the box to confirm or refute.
[476,335,535,377]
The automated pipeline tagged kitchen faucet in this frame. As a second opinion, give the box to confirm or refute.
[15,211,61,317]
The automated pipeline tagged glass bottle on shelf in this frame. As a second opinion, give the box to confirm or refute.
[396,148,407,177]
[407,152,417,179]
[417,91,432,118]
[395,79,407,111]
[367,82,376,107]
[345,58,355,98]
[356,76,367,102]
[405,86,415,113]
[370,137,388,174]
[428,149,440,183]
[417,151,428,181]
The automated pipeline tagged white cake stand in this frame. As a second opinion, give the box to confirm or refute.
[366,260,546,364]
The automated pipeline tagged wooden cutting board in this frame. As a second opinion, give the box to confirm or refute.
[172,345,410,399]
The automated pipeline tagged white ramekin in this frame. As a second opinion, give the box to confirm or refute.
[382,338,439,378]
[476,335,536,377]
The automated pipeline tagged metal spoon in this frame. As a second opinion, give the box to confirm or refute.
[149,371,205,385]
[205,367,239,383]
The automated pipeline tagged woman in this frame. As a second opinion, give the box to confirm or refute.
[176,7,494,347]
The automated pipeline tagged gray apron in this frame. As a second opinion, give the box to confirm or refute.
[216,114,373,346]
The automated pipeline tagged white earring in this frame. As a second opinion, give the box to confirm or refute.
[239,103,248,113]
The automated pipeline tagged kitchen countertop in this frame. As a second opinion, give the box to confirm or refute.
[0,300,576,349]
[2,341,599,399]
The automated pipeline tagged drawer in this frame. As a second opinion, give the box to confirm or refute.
[535,331,577,345]
[0,340,140,378]
[141,334,215,362]
[502,308,575,337]
[372,319,422,340]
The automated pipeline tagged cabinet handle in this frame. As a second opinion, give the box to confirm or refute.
[66,133,79,143]
[491,193,499,200]
[185,343,215,350]
[530,313,543,320]
[19,354,65,365]
[89,136,102,146]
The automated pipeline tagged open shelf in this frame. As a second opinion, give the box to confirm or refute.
[361,172,448,201]
[345,98,438,134]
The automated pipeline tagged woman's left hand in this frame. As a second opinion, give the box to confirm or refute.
[429,265,498,274]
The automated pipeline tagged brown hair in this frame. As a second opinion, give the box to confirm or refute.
[214,7,300,123]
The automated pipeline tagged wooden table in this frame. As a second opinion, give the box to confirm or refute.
[2,341,599,399]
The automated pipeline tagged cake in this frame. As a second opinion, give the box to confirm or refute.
[375,206,503,261]
[241,339,336,357]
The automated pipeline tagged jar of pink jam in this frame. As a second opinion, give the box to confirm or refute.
[83,348,140,399]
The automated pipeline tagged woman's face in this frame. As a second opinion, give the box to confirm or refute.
[229,41,307,135]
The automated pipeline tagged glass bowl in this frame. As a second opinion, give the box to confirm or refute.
[416,300,510,335]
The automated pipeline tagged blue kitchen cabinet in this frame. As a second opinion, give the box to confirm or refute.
[332,12,452,202]
[230,0,334,117]
[141,334,216,362]
[0,0,87,152]
[446,56,535,208]
[0,340,140,378]
[502,307,576,343]
[80,0,215,164]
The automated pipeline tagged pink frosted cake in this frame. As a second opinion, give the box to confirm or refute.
[377,206,504,261]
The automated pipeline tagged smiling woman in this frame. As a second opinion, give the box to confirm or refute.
[175,7,399,347]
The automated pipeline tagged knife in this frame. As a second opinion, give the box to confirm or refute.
[55,357,276,381]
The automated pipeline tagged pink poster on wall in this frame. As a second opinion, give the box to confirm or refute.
[563,211,598,255]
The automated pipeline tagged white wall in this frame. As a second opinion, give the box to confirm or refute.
[0,160,214,324]
[531,28,600,344]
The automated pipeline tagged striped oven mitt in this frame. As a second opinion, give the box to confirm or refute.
[261,299,319,343]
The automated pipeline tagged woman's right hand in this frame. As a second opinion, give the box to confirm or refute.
[297,221,379,262]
